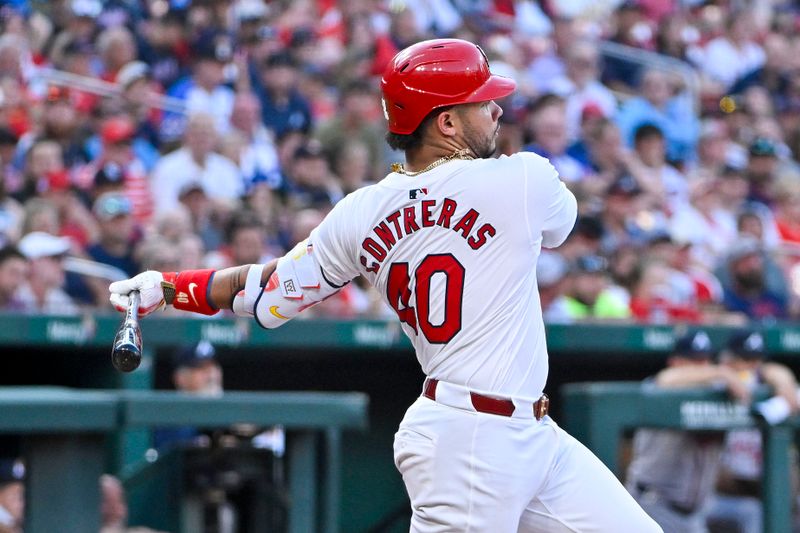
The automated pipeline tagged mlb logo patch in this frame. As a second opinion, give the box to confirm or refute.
[409,188,428,199]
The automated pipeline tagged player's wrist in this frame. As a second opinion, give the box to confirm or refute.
[161,270,219,316]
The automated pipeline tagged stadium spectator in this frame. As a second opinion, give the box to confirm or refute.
[744,137,781,207]
[87,192,139,277]
[137,9,189,91]
[686,120,730,183]
[15,231,76,314]
[96,26,137,82]
[0,247,26,312]
[228,92,282,191]
[163,33,235,140]
[729,33,792,101]
[773,178,800,248]
[176,183,225,254]
[598,174,645,253]
[696,9,765,92]
[150,112,243,215]
[628,123,688,213]
[0,458,24,533]
[88,116,153,224]
[563,254,630,320]
[653,13,697,63]
[255,52,312,138]
[524,94,588,183]
[0,175,22,250]
[333,139,375,194]
[616,69,699,163]
[15,139,65,204]
[719,238,788,320]
[526,15,575,87]
[542,40,617,141]
[221,210,272,268]
[20,85,90,170]
[569,116,627,192]
[537,250,572,323]
[112,61,163,169]
[602,2,651,91]
[669,179,737,268]
[284,140,343,211]
[315,80,386,179]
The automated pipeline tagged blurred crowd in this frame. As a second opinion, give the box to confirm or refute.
[0,0,798,324]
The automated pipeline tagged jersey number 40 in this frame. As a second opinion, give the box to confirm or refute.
[386,253,465,344]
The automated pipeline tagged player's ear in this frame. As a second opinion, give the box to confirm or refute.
[435,108,459,138]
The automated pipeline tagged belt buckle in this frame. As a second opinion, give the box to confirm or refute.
[534,394,549,420]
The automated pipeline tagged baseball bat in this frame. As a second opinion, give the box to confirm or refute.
[111,290,142,372]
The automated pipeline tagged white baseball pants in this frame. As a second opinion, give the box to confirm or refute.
[394,395,662,532]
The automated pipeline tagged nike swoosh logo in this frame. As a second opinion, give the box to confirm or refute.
[188,283,199,307]
[269,306,288,320]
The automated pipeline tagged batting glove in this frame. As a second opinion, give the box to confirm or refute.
[109,271,168,317]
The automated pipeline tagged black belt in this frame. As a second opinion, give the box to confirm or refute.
[636,483,697,516]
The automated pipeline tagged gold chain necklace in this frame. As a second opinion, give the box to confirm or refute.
[391,148,474,176]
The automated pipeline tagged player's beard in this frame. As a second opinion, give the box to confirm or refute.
[463,121,498,159]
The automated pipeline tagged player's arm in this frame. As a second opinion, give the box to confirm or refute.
[760,362,800,413]
[108,261,276,316]
[111,193,359,322]
[655,365,751,403]
[109,239,346,328]
[520,153,577,249]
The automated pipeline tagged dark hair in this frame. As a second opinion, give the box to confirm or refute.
[264,51,297,69]
[0,127,18,146]
[0,246,24,266]
[633,123,664,144]
[225,210,264,242]
[385,106,454,152]
[526,93,565,117]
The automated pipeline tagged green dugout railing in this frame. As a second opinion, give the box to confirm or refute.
[2,314,800,354]
[0,387,368,533]
[562,382,796,533]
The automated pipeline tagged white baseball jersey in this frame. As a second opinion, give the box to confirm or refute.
[309,152,576,400]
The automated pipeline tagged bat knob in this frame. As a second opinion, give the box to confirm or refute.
[112,340,141,372]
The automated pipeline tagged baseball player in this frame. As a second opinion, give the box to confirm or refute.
[625,330,749,533]
[110,39,660,532]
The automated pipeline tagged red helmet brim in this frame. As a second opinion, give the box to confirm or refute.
[467,74,517,104]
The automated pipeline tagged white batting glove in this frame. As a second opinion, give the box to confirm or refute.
[109,271,167,317]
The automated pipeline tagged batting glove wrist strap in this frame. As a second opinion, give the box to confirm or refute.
[168,269,219,316]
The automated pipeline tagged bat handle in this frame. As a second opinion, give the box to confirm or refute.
[112,290,143,373]
[127,290,141,322]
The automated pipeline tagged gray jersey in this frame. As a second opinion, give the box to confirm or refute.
[626,428,724,512]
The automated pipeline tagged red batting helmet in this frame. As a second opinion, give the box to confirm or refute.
[381,39,517,135]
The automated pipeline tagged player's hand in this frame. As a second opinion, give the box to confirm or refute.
[109,271,167,317]
[721,367,751,404]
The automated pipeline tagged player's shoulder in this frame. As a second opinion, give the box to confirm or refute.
[477,152,557,183]
[503,151,557,172]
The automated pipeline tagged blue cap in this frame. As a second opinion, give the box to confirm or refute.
[674,330,714,358]
[572,254,608,274]
[174,341,217,369]
[727,330,766,359]
[0,459,24,485]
